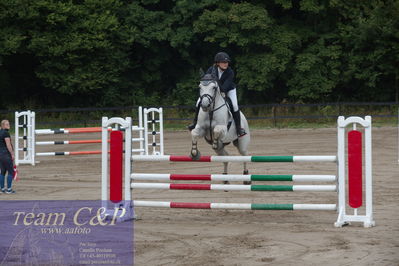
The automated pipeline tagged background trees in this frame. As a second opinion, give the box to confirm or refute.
[1,0,398,109]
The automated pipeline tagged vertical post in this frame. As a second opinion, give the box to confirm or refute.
[101,117,109,204]
[14,112,19,166]
[364,116,373,227]
[159,107,164,155]
[31,111,36,166]
[23,113,27,160]
[151,111,156,155]
[143,108,149,155]
[138,106,144,155]
[124,117,132,203]
[336,116,346,220]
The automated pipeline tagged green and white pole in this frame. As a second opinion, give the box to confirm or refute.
[131,173,336,182]
[133,201,337,211]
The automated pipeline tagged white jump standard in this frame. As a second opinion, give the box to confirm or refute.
[14,107,164,165]
[102,116,375,227]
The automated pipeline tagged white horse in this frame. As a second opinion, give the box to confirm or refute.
[190,74,251,182]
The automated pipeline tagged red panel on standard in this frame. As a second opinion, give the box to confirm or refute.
[169,155,211,162]
[170,184,211,190]
[348,130,363,208]
[110,131,123,203]
[170,202,211,209]
[170,174,211,180]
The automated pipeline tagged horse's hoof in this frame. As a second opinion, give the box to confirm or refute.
[243,170,249,175]
[223,180,229,192]
[190,150,201,160]
[212,143,218,150]
[243,181,252,185]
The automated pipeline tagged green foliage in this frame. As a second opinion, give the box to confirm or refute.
[0,0,397,109]
[0,0,134,107]
[288,41,342,101]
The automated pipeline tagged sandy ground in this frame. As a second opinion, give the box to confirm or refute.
[6,126,399,266]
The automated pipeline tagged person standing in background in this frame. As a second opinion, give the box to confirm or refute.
[0,119,16,194]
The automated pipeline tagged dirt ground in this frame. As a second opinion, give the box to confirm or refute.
[7,126,399,266]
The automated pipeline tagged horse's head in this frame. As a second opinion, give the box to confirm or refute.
[199,74,218,112]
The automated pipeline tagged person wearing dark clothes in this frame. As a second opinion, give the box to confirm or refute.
[188,52,246,137]
[0,119,16,194]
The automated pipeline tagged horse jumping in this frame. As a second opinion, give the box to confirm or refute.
[190,74,251,180]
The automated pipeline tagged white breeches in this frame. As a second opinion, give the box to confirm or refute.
[227,89,239,112]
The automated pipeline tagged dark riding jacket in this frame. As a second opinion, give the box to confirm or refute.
[206,65,236,93]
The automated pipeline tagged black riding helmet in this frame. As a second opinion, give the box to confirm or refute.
[214,52,231,63]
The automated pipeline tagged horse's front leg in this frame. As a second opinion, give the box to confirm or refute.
[212,125,227,150]
[213,125,230,184]
[240,150,251,185]
[190,126,205,160]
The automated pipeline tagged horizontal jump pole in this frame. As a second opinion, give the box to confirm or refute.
[36,140,102,145]
[132,155,337,163]
[36,151,102,156]
[133,201,337,210]
[132,126,145,131]
[35,127,117,135]
[131,183,337,191]
[131,173,337,182]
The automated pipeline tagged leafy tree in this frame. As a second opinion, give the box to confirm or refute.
[0,0,397,109]
[0,0,134,107]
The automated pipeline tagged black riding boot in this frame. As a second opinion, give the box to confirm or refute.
[232,110,246,137]
[187,105,200,131]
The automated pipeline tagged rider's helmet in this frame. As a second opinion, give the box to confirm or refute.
[214,52,231,63]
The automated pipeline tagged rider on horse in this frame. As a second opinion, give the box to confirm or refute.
[188,52,247,137]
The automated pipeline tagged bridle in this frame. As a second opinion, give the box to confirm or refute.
[199,82,225,112]
[199,91,215,109]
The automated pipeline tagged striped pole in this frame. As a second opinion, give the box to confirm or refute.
[133,201,337,210]
[131,173,337,182]
[36,151,102,156]
[131,183,336,191]
[36,140,103,145]
[35,127,116,135]
[132,155,337,163]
